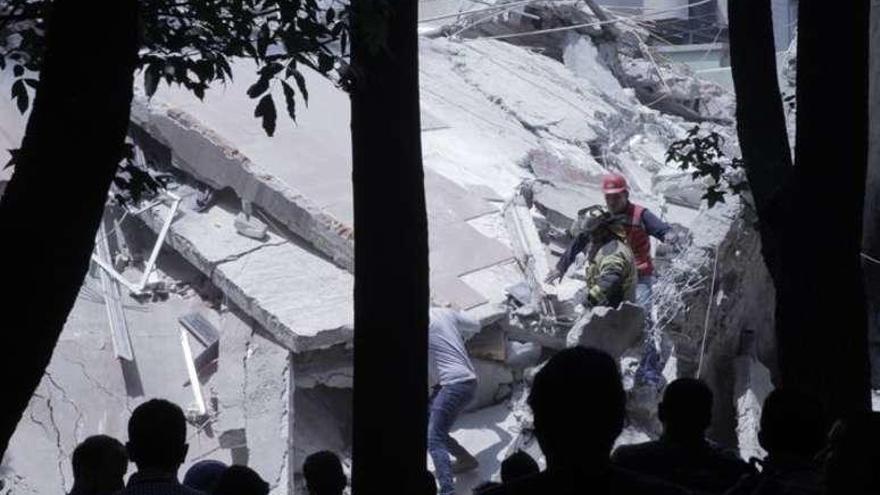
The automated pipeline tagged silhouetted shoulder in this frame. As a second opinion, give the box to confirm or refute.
[611,440,665,466]
[483,466,689,495]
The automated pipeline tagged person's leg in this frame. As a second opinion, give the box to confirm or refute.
[634,276,663,386]
[428,380,477,495]
[446,381,479,472]
[635,275,654,323]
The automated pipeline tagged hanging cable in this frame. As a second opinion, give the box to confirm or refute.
[697,243,721,378]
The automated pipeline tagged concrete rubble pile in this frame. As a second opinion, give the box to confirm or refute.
[0,4,775,493]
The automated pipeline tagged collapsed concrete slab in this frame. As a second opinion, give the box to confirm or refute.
[131,56,517,312]
[566,303,645,360]
[137,196,354,353]
[3,251,297,494]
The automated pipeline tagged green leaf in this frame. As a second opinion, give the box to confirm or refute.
[290,67,308,105]
[144,64,161,97]
[703,188,726,208]
[317,52,334,73]
[13,64,24,77]
[11,79,28,114]
[4,148,20,169]
[257,23,270,59]
[281,80,296,121]
[254,94,277,136]
[247,76,270,98]
[258,62,284,78]
[24,78,38,90]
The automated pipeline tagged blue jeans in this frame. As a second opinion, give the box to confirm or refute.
[634,276,663,386]
[428,380,477,495]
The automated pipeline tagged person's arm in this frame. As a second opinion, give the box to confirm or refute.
[454,310,481,338]
[555,231,590,274]
[589,259,624,306]
[641,208,671,242]
[545,232,590,284]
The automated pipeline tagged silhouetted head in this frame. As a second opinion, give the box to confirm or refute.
[183,459,228,492]
[126,399,189,473]
[500,450,539,484]
[758,388,827,460]
[824,412,880,495]
[473,481,503,494]
[303,451,346,495]
[213,465,269,495]
[528,347,625,469]
[658,378,713,443]
[70,435,128,495]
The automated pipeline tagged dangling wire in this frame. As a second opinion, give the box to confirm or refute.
[696,244,721,378]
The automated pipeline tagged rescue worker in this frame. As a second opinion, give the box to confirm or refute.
[545,205,637,309]
[428,306,481,495]
[601,173,685,387]
[546,173,681,386]
[600,173,671,312]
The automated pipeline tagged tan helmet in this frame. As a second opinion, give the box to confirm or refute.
[570,205,626,239]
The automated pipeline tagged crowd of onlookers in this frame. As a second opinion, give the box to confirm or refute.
[64,398,347,495]
[61,347,879,495]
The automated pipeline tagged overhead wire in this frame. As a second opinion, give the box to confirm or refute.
[419,0,544,23]
[465,0,714,41]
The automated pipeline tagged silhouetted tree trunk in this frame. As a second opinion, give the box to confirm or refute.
[729,0,871,416]
[349,1,429,494]
[864,0,880,389]
[0,0,139,457]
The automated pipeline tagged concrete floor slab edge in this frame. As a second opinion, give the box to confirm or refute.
[130,98,355,272]
[137,208,354,353]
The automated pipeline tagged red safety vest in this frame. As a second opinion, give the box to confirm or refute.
[623,203,653,277]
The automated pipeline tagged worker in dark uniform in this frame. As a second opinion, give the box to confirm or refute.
[545,205,637,309]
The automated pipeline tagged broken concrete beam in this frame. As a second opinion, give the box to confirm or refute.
[128,108,355,272]
[293,345,354,389]
[467,359,515,412]
[502,195,555,313]
[137,202,354,352]
[505,341,542,370]
[467,324,507,362]
[565,303,645,360]
[501,316,569,351]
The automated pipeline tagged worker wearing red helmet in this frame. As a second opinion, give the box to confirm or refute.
[547,172,673,386]
[549,173,671,296]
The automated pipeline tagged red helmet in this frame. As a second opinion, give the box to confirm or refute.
[602,173,628,194]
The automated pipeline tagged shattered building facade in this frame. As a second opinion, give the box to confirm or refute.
[1,2,780,494]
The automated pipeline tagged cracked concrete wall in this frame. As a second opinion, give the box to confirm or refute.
[3,219,306,495]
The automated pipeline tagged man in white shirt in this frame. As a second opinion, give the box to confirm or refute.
[428,307,480,495]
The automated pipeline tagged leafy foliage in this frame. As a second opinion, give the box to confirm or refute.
[111,142,167,206]
[1,0,349,199]
[665,126,750,208]
[0,0,350,135]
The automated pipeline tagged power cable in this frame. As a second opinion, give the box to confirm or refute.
[696,243,721,378]
[468,0,713,41]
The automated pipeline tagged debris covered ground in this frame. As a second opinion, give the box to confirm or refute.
[0,2,777,493]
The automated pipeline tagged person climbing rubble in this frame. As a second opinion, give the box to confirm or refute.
[549,173,687,387]
[428,306,481,495]
[544,204,637,310]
